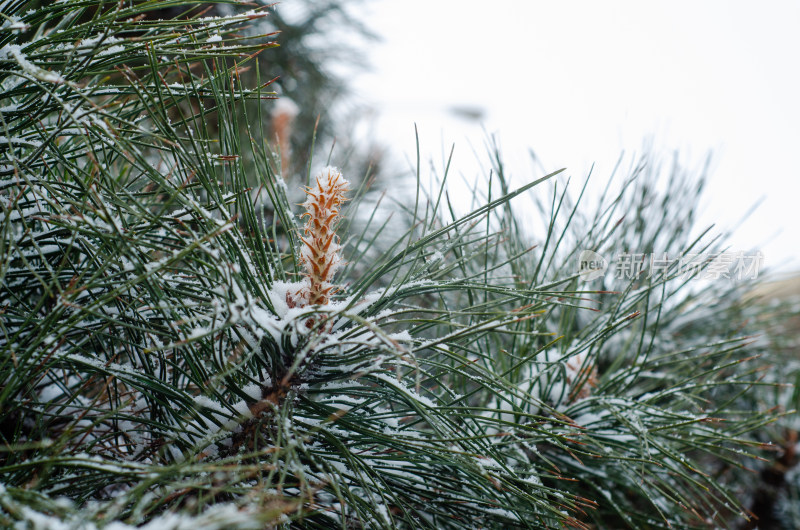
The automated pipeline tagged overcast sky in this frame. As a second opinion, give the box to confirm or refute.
[347,0,800,274]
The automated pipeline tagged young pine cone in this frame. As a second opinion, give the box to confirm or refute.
[288,167,349,308]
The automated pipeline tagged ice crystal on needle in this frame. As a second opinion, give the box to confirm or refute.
[288,166,349,308]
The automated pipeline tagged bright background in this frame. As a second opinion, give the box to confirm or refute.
[345,0,800,274]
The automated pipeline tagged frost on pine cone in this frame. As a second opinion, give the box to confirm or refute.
[289,166,349,307]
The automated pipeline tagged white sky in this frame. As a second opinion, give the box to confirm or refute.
[346,0,800,274]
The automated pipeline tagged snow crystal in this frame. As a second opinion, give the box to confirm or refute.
[0,135,42,148]
[264,280,304,318]
[189,326,207,339]
[388,330,412,342]
[242,383,262,401]
[0,16,28,33]
[371,372,437,409]
[273,174,289,195]
[0,44,66,84]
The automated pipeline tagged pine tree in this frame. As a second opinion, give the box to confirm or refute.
[1,1,797,528]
